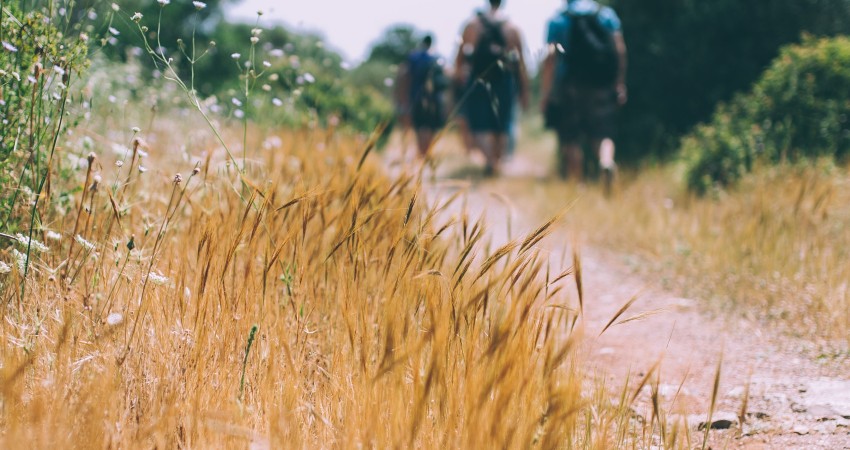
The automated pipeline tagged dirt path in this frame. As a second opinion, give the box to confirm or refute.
[386,142,850,448]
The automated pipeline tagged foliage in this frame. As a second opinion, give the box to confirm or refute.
[682,36,850,194]
[609,0,850,163]
[120,7,393,140]
[365,24,421,64]
[0,3,90,233]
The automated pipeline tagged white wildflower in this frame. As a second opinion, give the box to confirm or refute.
[262,60,271,68]
[250,36,259,44]
[269,49,284,58]
[272,98,283,107]
[131,12,143,22]
[231,97,242,107]
[2,41,17,53]
[147,271,169,286]
[138,165,147,173]
[303,73,315,84]
[45,230,62,241]
[111,3,119,11]
[108,27,120,36]
[75,235,96,252]
[157,0,170,5]
[231,53,241,59]
[53,65,65,76]
[251,28,262,37]
[0,261,11,274]
[106,313,123,326]
[234,109,245,119]
[192,1,206,9]
[15,233,49,252]
[11,249,27,272]
[131,126,140,133]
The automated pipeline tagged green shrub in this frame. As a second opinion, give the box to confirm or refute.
[683,36,850,194]
[0,4,89,231]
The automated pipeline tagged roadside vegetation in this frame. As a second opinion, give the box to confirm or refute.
[0,2,708,448]
[2,0,849,447]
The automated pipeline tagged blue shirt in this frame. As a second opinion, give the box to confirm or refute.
[546,0,622,77]
[407,50,439,103]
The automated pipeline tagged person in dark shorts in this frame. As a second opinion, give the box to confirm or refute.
[395,35,448,157]
[454,0,529,176]
[540,0,627,191]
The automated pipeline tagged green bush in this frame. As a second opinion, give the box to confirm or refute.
[683,36,850,194]
[0,5,89,231]
[609,0,850,163]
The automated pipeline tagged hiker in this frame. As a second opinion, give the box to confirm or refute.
[540,0,627,191]
[454,0,530,176]
[395,35,448,157]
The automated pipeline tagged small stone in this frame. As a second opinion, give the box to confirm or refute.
[806,404,840,421]
[746,411,771,421]
[792,424,810,435]
[791,402,808,413]
[727,386,746,398]
[798,379,850,419]
[693,411,739,430]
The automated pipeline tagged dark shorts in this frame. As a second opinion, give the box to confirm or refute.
[462,76,517,134]
[411,97,445,131]
[546,85,618,142]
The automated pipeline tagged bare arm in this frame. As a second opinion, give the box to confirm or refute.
[394,62,410,108]
[454,22,476,86]
[614,31,627,105]
[540,44,557,112]
[507,25,530,110]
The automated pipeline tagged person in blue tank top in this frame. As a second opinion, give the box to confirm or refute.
[540,0,628,194]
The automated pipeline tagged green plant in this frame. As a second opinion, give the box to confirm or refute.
[0,2,90,284]
[683,36,850,194]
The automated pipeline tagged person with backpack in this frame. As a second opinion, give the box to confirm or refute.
[454,0,530,176]
[540,0,627,192]
[395,35,448,157]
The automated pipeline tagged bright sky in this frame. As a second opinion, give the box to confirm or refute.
[227,0,565,66]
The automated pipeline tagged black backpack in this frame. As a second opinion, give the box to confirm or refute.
[411,55,448,126]
[471,12,510,82]
[563,8,619,87]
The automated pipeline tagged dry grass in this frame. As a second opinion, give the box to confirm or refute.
[524,160,850,346]
[0,106,696,448]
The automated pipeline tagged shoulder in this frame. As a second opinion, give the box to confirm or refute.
[546,11,568,42]
[598,6,622,31]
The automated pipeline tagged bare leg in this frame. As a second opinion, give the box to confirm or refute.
[474,133,499,176]
[492,133,508,173]
[559,141,584,181]
[457,117,476,155]
[594,137,617,195]
[416,129,434,158]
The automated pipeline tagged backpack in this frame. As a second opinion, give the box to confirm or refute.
[409,53,448,126]
[471,12,510,82]
[562,7,618,87]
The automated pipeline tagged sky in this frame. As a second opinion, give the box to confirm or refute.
[227,0,565,66]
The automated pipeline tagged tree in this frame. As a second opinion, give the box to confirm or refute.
[608,0,850,162]
[365,24,422,64]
